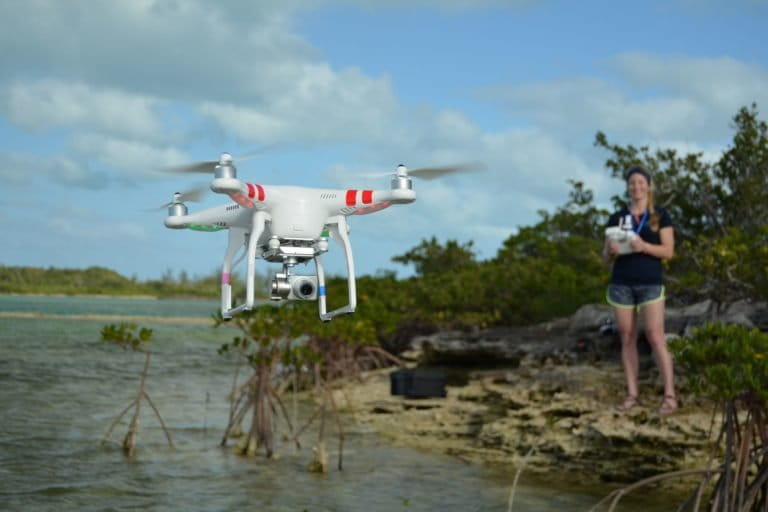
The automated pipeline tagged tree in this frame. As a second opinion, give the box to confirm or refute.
[669,324,768,511]
[214,301,398,472]
[715,104,768,235]
[391,236,477,276]
[100,324,174,456]
[215,306,305,459]
[490,180,608,324]
[496,179,607,264]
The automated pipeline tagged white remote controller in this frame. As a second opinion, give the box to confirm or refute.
[605,224,637,255]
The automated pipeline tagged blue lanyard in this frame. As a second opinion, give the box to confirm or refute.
[633,209,648,234]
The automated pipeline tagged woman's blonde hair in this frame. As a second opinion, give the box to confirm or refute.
[647,186,659,231]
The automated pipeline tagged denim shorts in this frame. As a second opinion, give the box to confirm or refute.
[606,284,665,309]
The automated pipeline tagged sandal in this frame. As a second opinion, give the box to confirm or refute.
[659,395,678,416]
[616,395,641,412]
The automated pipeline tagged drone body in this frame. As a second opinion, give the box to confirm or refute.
[164,153,429,321]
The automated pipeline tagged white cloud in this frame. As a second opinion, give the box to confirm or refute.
[0,151,108,189]
[484,54,768,149]
[71,133,190,177]
[610,53,768,126]
[3,80,166,140]
[198,63,397,145]
[0,1,313,105]
[488,77,700,142]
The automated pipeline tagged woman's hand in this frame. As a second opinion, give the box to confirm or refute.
[602,239,620,264]
[630,227,675,259]
[629,237,647,253]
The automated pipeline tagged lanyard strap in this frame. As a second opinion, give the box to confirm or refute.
[633,209,649,234]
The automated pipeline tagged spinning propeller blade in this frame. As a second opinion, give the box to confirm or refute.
[357,161,484,180]
[162,147,272,174]
[165,160,219,174]
[149,185,208,210]
[406,162,485,180]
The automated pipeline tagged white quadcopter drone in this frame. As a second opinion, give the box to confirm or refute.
[162,153,478,321]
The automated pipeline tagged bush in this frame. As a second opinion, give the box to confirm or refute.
[671,323,768,404]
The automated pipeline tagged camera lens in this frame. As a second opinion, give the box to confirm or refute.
[298,281,314,297]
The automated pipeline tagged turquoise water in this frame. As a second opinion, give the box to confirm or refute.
[0,295,656,511]
[0,294,220,317]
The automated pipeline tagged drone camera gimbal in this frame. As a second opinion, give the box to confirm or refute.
[271,272,318,301]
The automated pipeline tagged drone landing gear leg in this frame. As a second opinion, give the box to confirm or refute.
[221,212,268,319]
[315,256,328,319]
[220,228,246,319]
[317,215,357,322]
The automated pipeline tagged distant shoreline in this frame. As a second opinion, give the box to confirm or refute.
[0,310,213,325]
[0,293,217,300]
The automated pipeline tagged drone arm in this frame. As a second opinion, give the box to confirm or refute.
[210,177,270,210]
[371,188,415,205]
[318,215,356,321]
[338,187,415,216]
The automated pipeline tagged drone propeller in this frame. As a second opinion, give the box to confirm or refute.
[162,148,271,174]
[358,162,485,181]
[149,185,208,211]
[163,152,234,174]
[405,162,485,180]
[165,159,220,174]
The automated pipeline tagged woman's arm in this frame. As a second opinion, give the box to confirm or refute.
[601,237,619,265]
[631,226,675,260]
[602,212,622,265]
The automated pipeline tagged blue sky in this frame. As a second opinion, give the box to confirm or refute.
[1,0,767,283]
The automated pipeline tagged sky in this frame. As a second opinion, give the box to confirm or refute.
[1,0,767,284]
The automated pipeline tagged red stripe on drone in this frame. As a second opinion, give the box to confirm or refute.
[346,190,357,206]
[246,183,265,201]
[362,190,373,204]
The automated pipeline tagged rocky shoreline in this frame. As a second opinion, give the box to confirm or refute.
[341,361,714,490]
[336,300,768,495]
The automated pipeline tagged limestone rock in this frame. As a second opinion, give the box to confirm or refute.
[344,364,716,490]
[408,300,768,367]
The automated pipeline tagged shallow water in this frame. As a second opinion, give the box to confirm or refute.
[0,295,667,511]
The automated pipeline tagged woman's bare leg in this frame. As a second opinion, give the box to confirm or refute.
[614,306,639,399]
[641,300,676,409]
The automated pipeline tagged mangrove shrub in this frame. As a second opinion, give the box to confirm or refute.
[671,324,768,511]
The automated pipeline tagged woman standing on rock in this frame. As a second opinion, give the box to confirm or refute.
[602,166,678,416]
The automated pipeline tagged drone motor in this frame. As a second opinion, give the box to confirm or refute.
[214,153,237,180]
[391,164,413,191]
[165,193,189,227]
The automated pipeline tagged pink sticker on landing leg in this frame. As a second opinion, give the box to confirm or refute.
[221,273,231,284]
